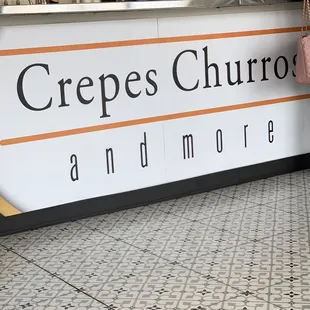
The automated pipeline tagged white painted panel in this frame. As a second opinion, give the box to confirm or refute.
[1,8,309,214]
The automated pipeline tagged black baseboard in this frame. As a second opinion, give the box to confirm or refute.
[1,153,310,236]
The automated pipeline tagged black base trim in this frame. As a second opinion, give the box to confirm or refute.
[1,153,310,236]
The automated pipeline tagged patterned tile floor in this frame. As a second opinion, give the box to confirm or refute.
[1,170,310,310]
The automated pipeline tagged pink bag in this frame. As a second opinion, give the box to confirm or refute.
[296,0,310,83]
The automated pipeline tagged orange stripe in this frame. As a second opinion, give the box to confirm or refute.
[1,94,310,146]
[0,27,301,56]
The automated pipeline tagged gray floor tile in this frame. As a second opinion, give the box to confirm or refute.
[0,247,22,274]
[96,263,238,310]
[0,254,106,310]
[264,196,308,215]
[180,240,308,293]
[263,171,309,187]
[126,220,248,262]
[257,283,310,310]
[213,178,305,205]
[261,226,310,256]
[35,243,164,286]
[239,204,306,241]
[211,294,284,310]
[2,225,115,261]
[156,193,254,221]
[1,170,310,310]
[81,207,191,240]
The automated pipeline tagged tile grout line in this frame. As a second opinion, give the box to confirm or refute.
[83,214,292,309]
[172,194,234,310]
[153,189,307,229]
[168,194,236,263]
[217,181,257,309]
[212,191,307,211]
[267,176,279,310]
[82,225,275,304]
[1,173,308,309]
[0,230,256,307]
[210,181,293,310]
[85,200,307,265]
[153,203,308,259]
[0,240,288,310]
[1,223,303,307]
[0,243,111,309]
[302,171,310,252]
[2,192,307,281]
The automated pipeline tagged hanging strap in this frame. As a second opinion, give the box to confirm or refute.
[302,0,310,35]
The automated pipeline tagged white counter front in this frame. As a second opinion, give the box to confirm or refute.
[0,2,309,234]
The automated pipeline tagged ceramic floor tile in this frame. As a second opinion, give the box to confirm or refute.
[230,249,310,291]
[264,196,308,216]
[263,171,309,187]
[156,193,253,222]
[208,203,308,242]
[303,183,310,195]
[261,226,310,256]
[7,225,116,261]
[211,294,284,310]
[0,254,106,310]
[0,247,22,274]
[78,208,155,236]
[1,170,310,310]
[242,205,307,240]
[257,282,310,310]
[203,208,248,234]
[96,262,238,310]
[0,227,51,251]
[180,241,305,292]
[0,221,100,250]
[76,210,128,229]
[1,294,105,310]
[295,169,310,187]
[127,221,248,262]
[83,208,191,240]
[0,256,67,298]
[34,240,167,293]
[213,178,304,205]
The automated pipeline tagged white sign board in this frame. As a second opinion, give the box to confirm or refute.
[0,9,309,214]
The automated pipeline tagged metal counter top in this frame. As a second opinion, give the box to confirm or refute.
[0,0,297,16]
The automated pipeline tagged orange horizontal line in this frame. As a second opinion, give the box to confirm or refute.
[0,27,301,56]
[1,94,310,146]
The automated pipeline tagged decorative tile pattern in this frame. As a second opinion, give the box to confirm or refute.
[37,243,165,287]
[97,262,239,310]
[0,247,21,274]
[214,178,305,205]
[181,240,310,293]
[262,227,310,256]
[265,196,308,217]
[126,221,248,262]
[1,169,310,310]
[1,224,115,261]
[264,171,307,187]
[257,282,310,310]
[0,255,106,310]
[81,207,191,240]
[238,204,305,241]
[156,193,254,221]
[212,294,284,310]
